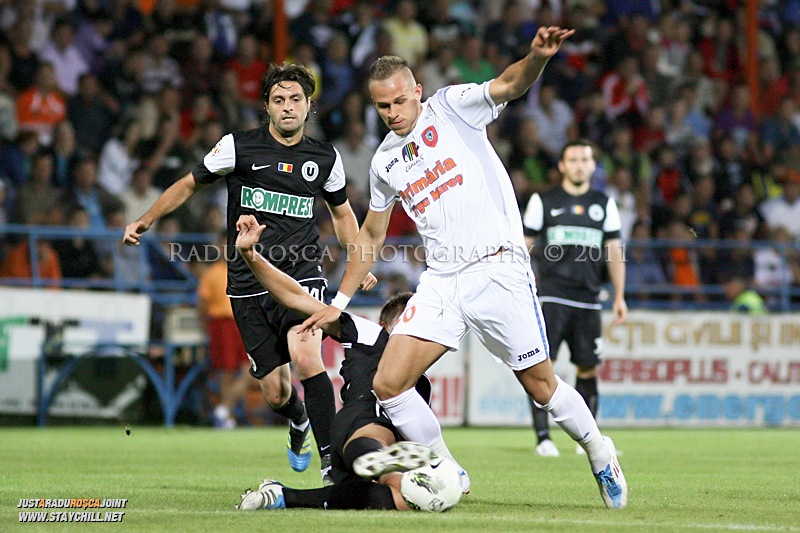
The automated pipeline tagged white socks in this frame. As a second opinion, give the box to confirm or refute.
[540,376,611,471]
[377,387,443,447]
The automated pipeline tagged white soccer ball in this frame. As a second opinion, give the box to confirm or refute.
[400,457,463,512]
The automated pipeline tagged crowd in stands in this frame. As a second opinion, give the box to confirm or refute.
[0,0,799,307]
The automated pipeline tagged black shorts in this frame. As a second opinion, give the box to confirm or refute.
[329,397,399,484]
[541,301,602,368]
[230,279,327,379]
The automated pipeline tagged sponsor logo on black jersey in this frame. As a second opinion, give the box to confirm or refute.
[277,162,293,172]
[241,186,314,218]
[301,161,319,181]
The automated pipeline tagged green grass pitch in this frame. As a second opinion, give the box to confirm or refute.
[2,427,798,532]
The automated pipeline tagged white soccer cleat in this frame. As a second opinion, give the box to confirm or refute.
[459,467,471,494]
[593,436,627,509]
[235,480,285,510]
[536,439,560,457]
[353,441,435,479]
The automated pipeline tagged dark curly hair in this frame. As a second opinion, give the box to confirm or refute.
[261,62,315,102]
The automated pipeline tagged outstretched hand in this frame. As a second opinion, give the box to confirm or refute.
[360,272,378,291]
[530,26,575,59]
[299,305,342,340]
[123,220,150,246]
[235,214,265,251]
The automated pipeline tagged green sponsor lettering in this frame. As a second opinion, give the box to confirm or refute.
[547,226,603,247]
[287,196,299,216]
[241,186,313,218]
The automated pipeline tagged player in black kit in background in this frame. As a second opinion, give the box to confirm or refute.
[522,140,627,457]
[123,64,376,483]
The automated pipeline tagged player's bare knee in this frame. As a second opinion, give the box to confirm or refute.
[258,376,290,408]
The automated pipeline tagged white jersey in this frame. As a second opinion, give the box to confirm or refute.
[369,81,529,274]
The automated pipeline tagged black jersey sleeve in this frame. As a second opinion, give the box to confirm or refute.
[321,147,348,206]
[193,133,236,185]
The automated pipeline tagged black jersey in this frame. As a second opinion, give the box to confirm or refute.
[193,127,348,296]
[523,186,621,305]
[333,313,388,404]
[333,312,431,405]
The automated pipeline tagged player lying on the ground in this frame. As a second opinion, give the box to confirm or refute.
[233,214,464,511]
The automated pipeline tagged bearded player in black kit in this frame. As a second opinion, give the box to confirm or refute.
[522,139,627,457]
[123,64,376,484]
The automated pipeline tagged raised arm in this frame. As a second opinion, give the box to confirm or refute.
[123,172,205,245]
[235,215,342,336]
[606,238,628,325]
[300,207,393,335]
[488,26,574,106]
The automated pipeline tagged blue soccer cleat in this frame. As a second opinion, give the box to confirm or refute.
[287,424,312,472]
[593,436,627,509]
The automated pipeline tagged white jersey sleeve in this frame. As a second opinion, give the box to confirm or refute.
[324,147,347,193]
[440,81,507,129]
[203,133,236,175]
[523,193,544,232]
[368,159,398,212]
[603,196,622,234]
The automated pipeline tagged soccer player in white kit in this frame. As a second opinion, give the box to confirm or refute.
[302,26,627,508]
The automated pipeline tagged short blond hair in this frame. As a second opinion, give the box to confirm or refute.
[369,56,411,82]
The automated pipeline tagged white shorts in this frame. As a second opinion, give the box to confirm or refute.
[391,255,550,371]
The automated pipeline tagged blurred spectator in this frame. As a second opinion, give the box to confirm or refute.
[290,0,336,52]
[713,84,757,150]
[760,97,800,165]
[383,0,428,68]
[484,0,530,69]
[672,50,719,116]
[52,205,105,279]
[575,91,612,149]
[634,105,665,154]
[759,57,789,117]
[508,119,555,199]
[723,276,767,315]
[51,120,77,187]
[417,44,461,100]
[0,43,19,142]
[340,0,380,70]
[39,18,89,96]
[421,0,464,54]
[141,31,183,94]
[697,16,741,83]
[760,169,800,238]
[600,55,649,128]
[16,62,66,145]
[601,126,652,190]
[62,156,121,228]
[332,119,375,196]
[625,221,667,296]
[138,115,188,189]
[525,84,574,160]
[0,238,62,286]
[226,34,268,108]
[666,219,703,302]
[714,135,752,202]
[657,17,692,78]
[73,12,115,73]
[203,3,237,59]
[99,203,150,285]
[653,145,689,207]
[0,130,40,187]
[6,17,39,92]
[67,73,118,156]
[150,0,201,57]
[197,232,252,429]
[121,166,162,223]
[318,32,355,117]
[97,119,143,196]
[101,47,147,117]
[639,44,672,109]
[754,226,799,296]
[454,34,495,85]
[719,183,764,240]
[12,150,60,225]
[180,94,219,148]
[214,69,249,132]
[181,35,216,103]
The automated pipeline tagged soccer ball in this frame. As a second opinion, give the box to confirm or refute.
[400,457,463,512]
